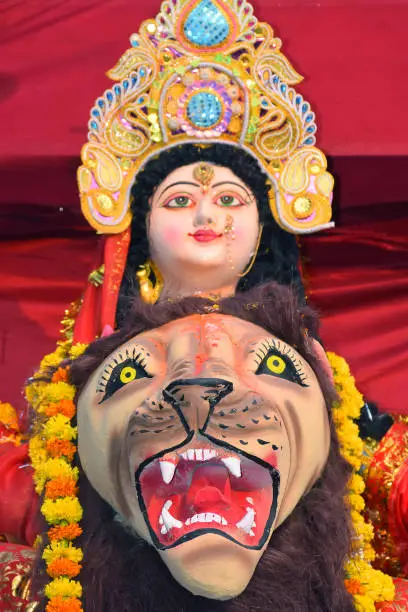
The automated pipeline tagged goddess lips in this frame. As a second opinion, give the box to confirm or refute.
[189,229,222,242]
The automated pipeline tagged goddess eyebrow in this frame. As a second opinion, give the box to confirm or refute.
[212,181,253,199]
[156,181,200,200]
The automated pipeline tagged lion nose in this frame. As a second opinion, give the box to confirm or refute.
[163,377,233,432]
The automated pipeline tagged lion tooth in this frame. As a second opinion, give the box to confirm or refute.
[161,500,183,530]
[236,507,255,534]
[195,448,203,460]
[161,525,168,534]
[187,449,195,460]
[159,460,176,484]
[249,529,255,537]
[221,457,241,478]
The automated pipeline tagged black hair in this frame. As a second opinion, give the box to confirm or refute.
[117,144,304,325]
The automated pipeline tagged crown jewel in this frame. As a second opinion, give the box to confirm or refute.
[79,0,334,235]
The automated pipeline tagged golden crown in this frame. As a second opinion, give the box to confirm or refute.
[79,0,334,235]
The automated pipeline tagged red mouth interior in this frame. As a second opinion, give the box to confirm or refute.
[138,449,274,548]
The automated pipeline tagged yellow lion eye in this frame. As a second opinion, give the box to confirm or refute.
[266,355,286,374]
[119,366,137,384]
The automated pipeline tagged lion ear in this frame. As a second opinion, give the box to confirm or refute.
[310,339,334,384]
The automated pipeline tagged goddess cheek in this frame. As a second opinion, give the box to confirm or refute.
[152,224,185,254]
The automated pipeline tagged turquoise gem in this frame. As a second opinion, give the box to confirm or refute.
[183,0,230,47]
[187,92,222,128]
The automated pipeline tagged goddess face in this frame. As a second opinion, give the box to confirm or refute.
[77,314,330,600]
[148,163,259,295]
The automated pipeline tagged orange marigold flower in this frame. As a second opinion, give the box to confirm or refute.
[47,557,81,578]
[46,596,83,612]
[45,400,76,419]
[48,523,83,542]
[45,477,78,500]
[344,578,364,595]
[46,439,76,460]
[52,367,70,383]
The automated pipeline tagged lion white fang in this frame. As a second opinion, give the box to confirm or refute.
[236,507,256,535]
[159,460,177,484]
[159,500,183,534]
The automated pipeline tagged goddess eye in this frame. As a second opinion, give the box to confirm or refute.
[164,195,193,208]
[255,342,308,387]
[97,349,152,403]
[215,193,243,207]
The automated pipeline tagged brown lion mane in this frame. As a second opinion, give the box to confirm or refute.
[32,283,354,611]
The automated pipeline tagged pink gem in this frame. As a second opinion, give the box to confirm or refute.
[244,6,250,14]
[248,19,255,27]
[245,33,252,39]
[165,6,171,13]
[161,32,167,38]
[237,0,243,5]
[102,325,114,338]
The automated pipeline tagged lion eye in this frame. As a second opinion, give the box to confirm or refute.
[265,355,286,374]
[98,357,152,403]
[255,350,307,387]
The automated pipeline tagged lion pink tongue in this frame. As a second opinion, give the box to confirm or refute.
[186,465,231,514]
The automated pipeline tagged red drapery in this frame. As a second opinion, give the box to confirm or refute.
[1,1,407,415]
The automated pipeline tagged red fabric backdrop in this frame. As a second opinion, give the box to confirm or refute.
[1,1,407,415]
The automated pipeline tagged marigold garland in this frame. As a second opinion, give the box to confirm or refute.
[328,352,395,611]
[28,342,87,612]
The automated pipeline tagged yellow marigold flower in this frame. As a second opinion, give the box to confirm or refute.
[40,348,67,372]
[37,458,78,483]
[69,343,88,359]
[29,435,47,463]
[353,593,376,612]
[41,382,76,404]
[348,493,365,513]
[353,520,374,543]
[348,473,365,495]
[43,541,83,564]
[43,415,77,441]
[42,497,83,525]
[45,577,82,600]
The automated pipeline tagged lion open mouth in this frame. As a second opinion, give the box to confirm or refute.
[136,444,279,550]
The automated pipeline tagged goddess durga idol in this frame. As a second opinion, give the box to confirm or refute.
[0,0,407,610]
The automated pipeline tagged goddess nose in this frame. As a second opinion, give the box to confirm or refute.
[193,197,215,227]
[162,377,233,432]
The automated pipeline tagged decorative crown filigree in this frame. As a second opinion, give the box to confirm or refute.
[79,0,334,235]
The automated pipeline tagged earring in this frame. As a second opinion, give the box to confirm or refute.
[224,214,236,270]
[237,224,263,278]
[136,259,163,304]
